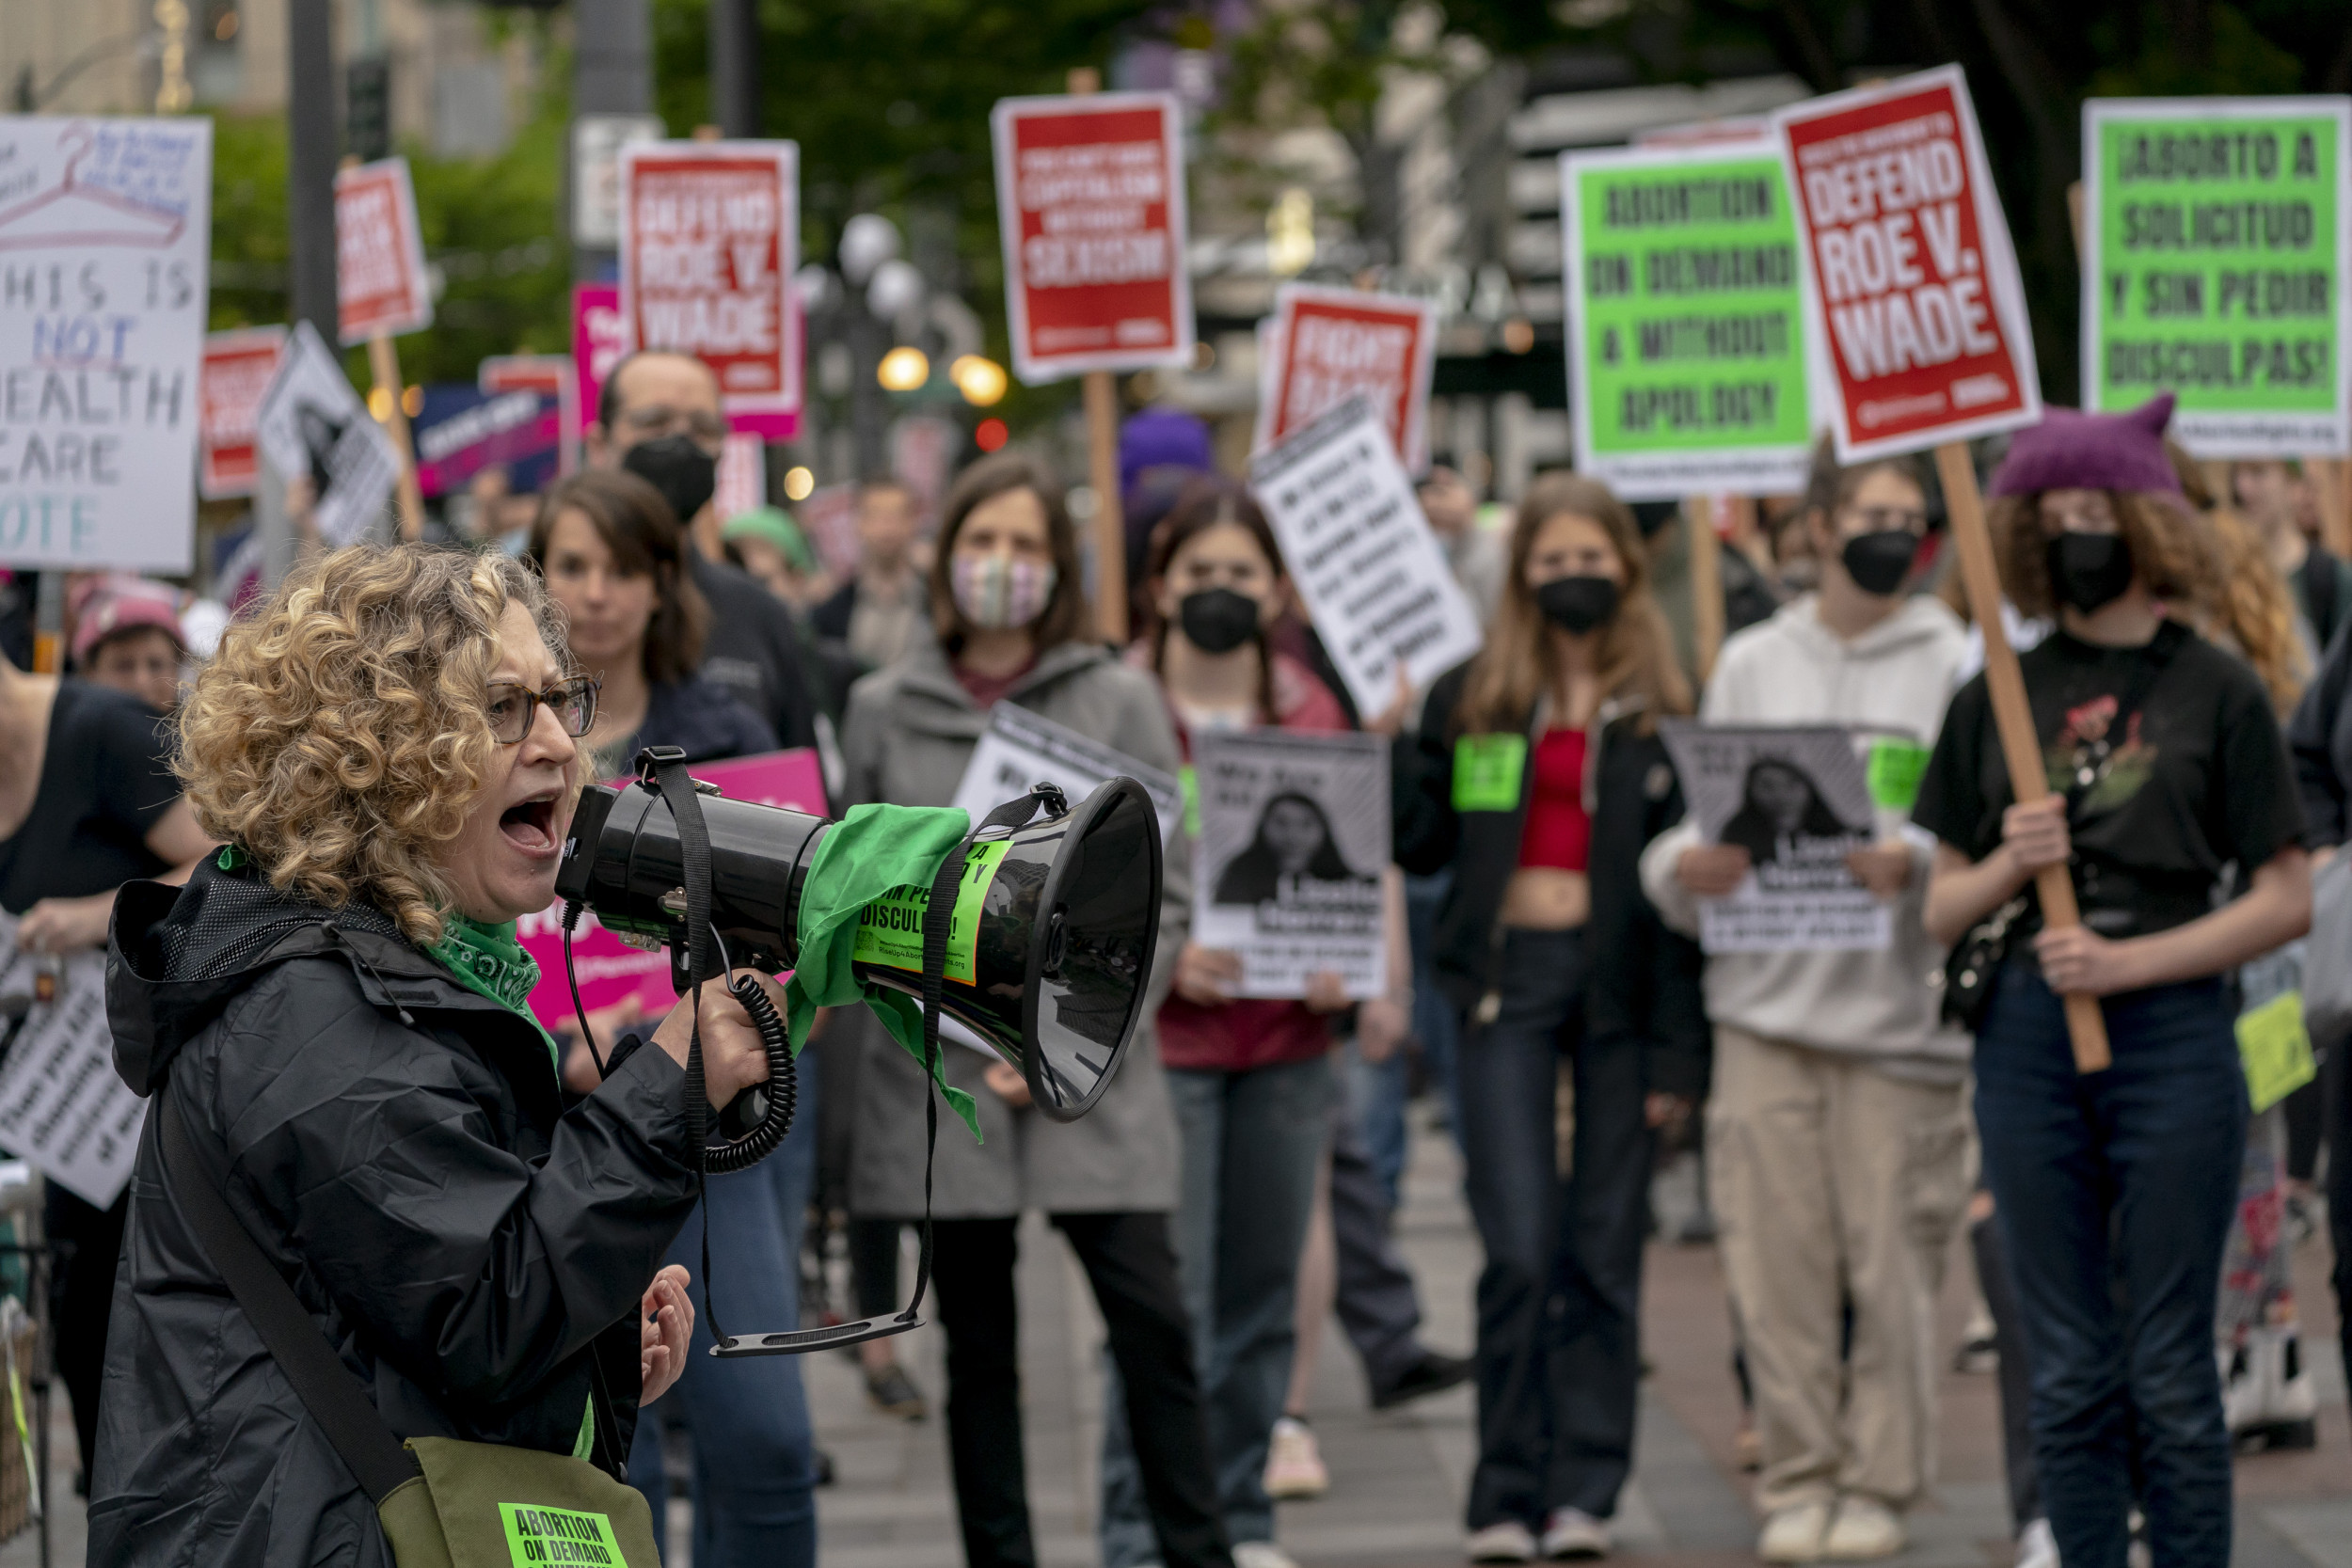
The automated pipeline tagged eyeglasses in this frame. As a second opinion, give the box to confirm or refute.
[1839,504,1931,534]
[619,404,731,449]
[485,677,600,745]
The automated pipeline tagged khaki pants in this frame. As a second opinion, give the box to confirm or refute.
[1707,1026,1971,1514]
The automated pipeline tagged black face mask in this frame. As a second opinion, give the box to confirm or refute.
[1840,530,1921,596]
[1177,588,1260,655]
[1535,575,1620,634]
[623,434,719,523]
[2046,532,2136,614]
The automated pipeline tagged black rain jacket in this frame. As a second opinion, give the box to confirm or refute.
[89,857,701,1567]
[1395,661,1709,1101]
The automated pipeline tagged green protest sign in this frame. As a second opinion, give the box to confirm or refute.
[1561,141,1813,500]
[2082,97,2351,455]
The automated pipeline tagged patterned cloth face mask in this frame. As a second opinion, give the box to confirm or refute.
[952,553,1057,630]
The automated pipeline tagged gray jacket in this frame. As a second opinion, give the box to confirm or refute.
[840,637,1186,1218]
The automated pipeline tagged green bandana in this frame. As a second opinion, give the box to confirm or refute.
[430,916,563,1071]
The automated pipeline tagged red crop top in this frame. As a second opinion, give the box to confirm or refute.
[1518,728,1591,871]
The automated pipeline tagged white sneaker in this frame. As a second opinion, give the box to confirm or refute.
[2015,1516,2059,1568]
[1466,1520,1539,1563]
[1540,1506,1610,1559]
[1821,1497,1906,1560]
[1757,1500,1833,1563]
[1263,1416,1328,1500]
[1233,1543,1301,1568]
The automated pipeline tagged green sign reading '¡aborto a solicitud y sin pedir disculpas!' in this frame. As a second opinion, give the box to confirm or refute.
[2082,97,2352,456]
[1560,141,1814,502]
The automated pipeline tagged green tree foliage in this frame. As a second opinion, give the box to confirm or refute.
[1435,0,2352,403]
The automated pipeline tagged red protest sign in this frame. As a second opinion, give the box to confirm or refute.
[1254,285,1438,474]
[199,325,286,499]
[481,354,580,476]
[1774,67,2041,460]
[618,141,801,422]
[334,158,432,344]
[992,93,1193,384]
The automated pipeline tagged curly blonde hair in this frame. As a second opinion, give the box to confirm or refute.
[177,546,563,945]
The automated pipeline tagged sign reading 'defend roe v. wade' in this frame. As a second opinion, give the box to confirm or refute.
[992,93,1194,384]
[0,116,212,571]
[2082,97,2352,456]
[1773,67,2042,461]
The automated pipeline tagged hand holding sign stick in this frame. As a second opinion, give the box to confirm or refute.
[1935,444,2110,1071]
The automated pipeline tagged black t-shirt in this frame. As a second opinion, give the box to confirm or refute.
[1914,627,2302,938]
[0,680,178,913]
[691,556,818,751]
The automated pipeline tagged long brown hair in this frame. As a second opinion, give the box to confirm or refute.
[1990,486,2215,622]
[929,452,1091,656]
[1455,472,1691,736]
[529,469,709,684]
[1143,478,1282,720]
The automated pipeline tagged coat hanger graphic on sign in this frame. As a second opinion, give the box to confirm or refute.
[0,123,186,251]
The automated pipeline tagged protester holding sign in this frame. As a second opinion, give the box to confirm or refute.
[1094,481,1360,1568]
[1915,397,2312,1568]
[1393,473,1703,1562]
[0,642,211,1495]
[836,452,1231,1568]
[1639,442,1970,1562]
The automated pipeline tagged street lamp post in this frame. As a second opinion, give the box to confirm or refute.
[287,0,339,343]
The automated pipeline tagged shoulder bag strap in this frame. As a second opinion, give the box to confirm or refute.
[156,1086,421,1504]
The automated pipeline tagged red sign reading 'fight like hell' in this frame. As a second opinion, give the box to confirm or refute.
[334,158,433,345]
[618,140,800,420]
[992,93,1194,384]
[1774,67,2041,460]
[1255,285,1438,475]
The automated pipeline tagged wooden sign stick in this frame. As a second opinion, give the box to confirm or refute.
[367,330,427,543]
[1687,496,1724,684]
[1935,442,2110,1071]
[1066,65,1129,645]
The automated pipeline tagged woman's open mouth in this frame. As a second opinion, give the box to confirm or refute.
[499,791,562,856]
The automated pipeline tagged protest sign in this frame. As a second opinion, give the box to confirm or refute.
[516,749,827,1033]
[255,320,400,546]
[2081,97,2351,456]
[1659,721,1889,955]
[798,483,861,578]
[618,140,801,433]
[1193,729,1389,999]
[992,92,1193,383]
[333,157,432,343]
[0,914,143,1208]
[410,385,561,499]
[572,282,626,448]
[1774,66,2041,462]
[1249,396,1484,718]
[569,112,664,248]
[0,115,212,571]
[480,353,579,475]
[1561,142,1813,499]
[1254,285,1438,475]
[950,703,1185,849]
[199,325,285,499]
[715,431,765,522]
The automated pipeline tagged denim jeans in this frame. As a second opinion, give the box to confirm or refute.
[1457,927,1651,1528]
[1974,964,2244,1568]
[627,1049,820,1568]
[1100,1053,1333,1561]
[1405,868,1465,1154]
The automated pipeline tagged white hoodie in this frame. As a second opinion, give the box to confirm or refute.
[1639,593,1972,1079]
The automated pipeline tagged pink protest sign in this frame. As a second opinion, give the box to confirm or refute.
[517,748,828,1033]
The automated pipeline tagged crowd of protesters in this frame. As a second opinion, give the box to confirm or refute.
[11,328,2352,1568]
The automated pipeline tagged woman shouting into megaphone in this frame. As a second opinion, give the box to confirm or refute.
[92,546,776,1568]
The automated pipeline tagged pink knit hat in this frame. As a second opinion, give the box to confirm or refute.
[1988,393,2182,498]
[73,582,185,666]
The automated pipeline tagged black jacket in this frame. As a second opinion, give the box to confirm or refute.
[1394,662,1708,1100]
[692,555,821,750]
[91,859,700,1566]
[2288,613,2352,847]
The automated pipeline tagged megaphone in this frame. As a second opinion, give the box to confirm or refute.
[554,768,1164,1125]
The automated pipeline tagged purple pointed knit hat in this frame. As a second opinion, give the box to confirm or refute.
[1988,393,2182,498]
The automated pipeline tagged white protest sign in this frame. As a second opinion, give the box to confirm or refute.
[1193,729,1389,999]
[0,915,143,1209]
[1248,396,1484,717]
[1659,721,1889,954]
[0,115,212,571]
[950,703,1184,849]
[255,320,399,546]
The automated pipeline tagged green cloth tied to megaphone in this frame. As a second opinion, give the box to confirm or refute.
[783,802,983,1138]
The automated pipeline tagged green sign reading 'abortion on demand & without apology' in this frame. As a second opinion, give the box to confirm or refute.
[2082,97,2352,456]
[1562,140,1813,500]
